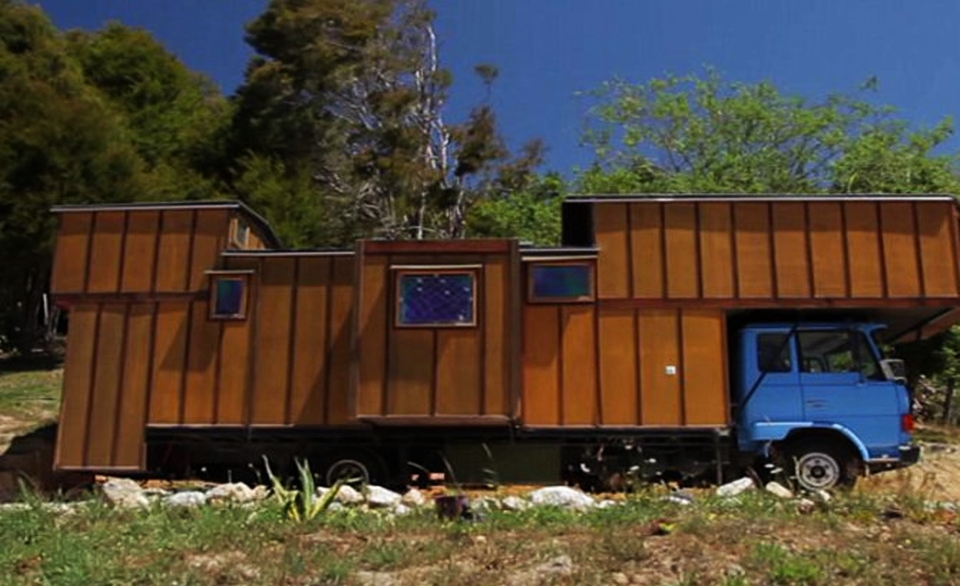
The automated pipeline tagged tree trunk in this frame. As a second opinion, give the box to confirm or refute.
[943,379,956,424]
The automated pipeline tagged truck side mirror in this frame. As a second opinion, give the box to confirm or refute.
[880,359,907,384]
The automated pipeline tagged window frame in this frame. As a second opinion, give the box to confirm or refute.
[526,261,596,304]
[206,270,253,321]
[393,267,479,329]
[756,332,793,373]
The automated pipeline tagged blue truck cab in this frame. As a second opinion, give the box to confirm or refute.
[735,322,920,489]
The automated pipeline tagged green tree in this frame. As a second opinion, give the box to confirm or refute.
[0,0,146,352]
[65,23,230,200]
[229,0,541,245]
[578,70,959,195]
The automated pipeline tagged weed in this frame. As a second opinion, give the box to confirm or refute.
[750,543,825,586]
[263,456,343,522]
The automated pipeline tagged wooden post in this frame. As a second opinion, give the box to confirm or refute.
[944,379,955,424]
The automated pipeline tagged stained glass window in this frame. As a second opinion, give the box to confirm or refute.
[397,272,475,326]
[212,277,246,318]
[530,263,593,301]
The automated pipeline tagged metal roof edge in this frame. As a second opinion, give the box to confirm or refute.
[564,193,959,203]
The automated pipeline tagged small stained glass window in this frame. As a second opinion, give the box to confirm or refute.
[397,272,475,327]
[209,275,248,320]
[529,263,594,302]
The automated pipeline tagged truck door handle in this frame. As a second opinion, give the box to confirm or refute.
[805,400,827,408]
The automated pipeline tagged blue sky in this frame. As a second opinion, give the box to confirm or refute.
[35,0,960,175]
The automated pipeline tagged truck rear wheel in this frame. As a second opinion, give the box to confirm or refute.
[786,440,857,491]
[323,450,387,488]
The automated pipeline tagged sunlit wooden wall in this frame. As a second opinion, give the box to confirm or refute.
[353,240,519,423]
[593,199,960,303]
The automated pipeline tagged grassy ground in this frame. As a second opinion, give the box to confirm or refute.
[4,365,960,584]
[0,363,61,453]
[3,490,960,585]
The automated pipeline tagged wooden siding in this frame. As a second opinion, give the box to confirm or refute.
[353,242,517,422]
[51,208,230,297]
[522,305,728,427]
[593,200,960,304]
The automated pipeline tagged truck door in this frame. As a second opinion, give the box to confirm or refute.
[797,329,901,455]
[740,330,803,424]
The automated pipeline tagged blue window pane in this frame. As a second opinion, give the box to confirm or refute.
[398,273,474,326]
[531,264,592,299]
[215,278,244,316]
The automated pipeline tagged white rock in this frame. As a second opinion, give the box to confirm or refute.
[596,499,619,509]
[716,477,755,497]
[391,503,413,516]
[101,478,150,509]
[663,490,695,506]
[366,485,402,508]
[501,495,531,511]
[812,489,832,503]
[163,491,208,508]
[529,486,595,511]
[327,501,344,512]
[334,484,365,505]
[206,482,260,504]
[612,572,630,585]
[400,488,427,507]
[765,481,794,499]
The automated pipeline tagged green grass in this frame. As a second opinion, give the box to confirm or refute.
[0,368,61,420]
[2,490,960,585]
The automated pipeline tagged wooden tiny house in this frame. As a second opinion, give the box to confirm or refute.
[48,195,960,484]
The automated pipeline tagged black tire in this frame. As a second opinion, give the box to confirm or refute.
[323,450,387,488]
[785,440,858,491]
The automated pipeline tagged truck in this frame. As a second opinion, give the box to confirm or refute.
[44,194,957,491]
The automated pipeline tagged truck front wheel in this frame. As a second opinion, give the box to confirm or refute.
[785,440,857,491]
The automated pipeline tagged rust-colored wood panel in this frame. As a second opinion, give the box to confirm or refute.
[631,203,664,298]
[638,309,682,425]
[560,306,597,425]
[215,256,258,425]
[182,301,219,424]
[87,212,125,293]
[772,203,811,298]
[917,202,959,296]
[844,202,883,298]
[598,309,637,426]
[881,202,921,297]
[387,329,434,415]
[120,211,159,292]
[155,210,194,292]
[698,203,734,298]
[289,256,330,425]
[251,258,295,424]
[808,202,847,297]
[189,210,228,290]
[327,256,355,424]
[85,305,126,466]
[52,213,92,294]
[217,320,250,424]
[436,330,481,415]
[522,305,560,425]
[112,304,152,468]
[734,203,773,298]
[55,304,98,468]
[148,302,189,424]
[681,310,727,425]
[664,203,699,298]
[356,255,388,416]
[595,203,630,298]
[483,256,509,415]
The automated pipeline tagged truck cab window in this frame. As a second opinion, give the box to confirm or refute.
[757,333,792,372]
[797,330,883,379]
